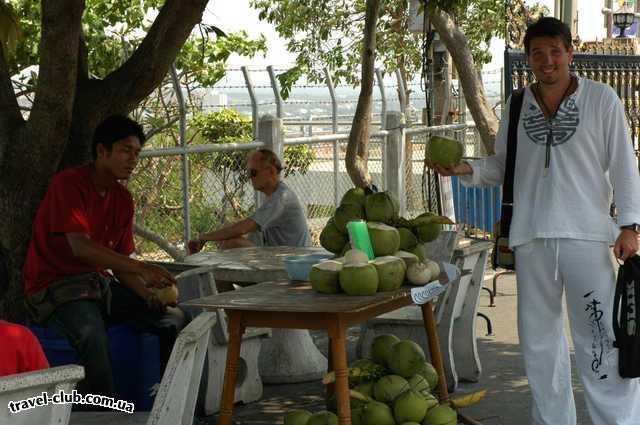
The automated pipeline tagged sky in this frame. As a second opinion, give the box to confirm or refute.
[205,0,612,76]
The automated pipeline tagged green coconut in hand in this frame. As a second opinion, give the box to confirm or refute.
[428,135,463,168]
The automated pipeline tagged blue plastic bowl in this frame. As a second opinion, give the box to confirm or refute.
[283,253,334,281]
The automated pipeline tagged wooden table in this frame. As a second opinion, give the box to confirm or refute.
[183,280,450,425]
[184,246,331,383]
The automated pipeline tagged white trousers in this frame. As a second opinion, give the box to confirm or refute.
[515,239,640,425]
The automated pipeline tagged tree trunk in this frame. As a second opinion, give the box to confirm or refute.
[0,0,209,321]
[346,0,381,188]
[429,7,499,154]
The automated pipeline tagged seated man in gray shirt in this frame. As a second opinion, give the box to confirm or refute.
[188,148,311,252]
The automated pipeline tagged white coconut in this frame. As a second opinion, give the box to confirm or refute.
[425,259,440,281]
[344,248,370,265]
[406,261,433,285]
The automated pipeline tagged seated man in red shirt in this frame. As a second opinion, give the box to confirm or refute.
[0,321,49,377]
[22,115,184,398]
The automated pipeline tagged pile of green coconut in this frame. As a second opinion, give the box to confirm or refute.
[312,188,453,295]
[283,334,461,425]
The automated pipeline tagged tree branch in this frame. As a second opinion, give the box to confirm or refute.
[429,7,499,154]
[346,0,380,188]
[146,117,180,141]
[134,222,185,261]
[102,0,209,112]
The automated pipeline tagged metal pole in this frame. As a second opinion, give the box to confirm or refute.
[333,139,340,207]
[170,64,191,244]
[376,68,387,130]
[324,68,339,134]
[242,66,259,139]
[267,65,284,118]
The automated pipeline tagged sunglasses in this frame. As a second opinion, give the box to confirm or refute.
[248,167,267,178]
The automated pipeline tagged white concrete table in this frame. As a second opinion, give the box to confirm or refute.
[184,246,330,383]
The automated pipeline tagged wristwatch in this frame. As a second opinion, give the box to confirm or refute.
[621,223,640,233]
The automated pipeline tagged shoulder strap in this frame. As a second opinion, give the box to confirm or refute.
[498,88,525,237]
[503,88,525,205]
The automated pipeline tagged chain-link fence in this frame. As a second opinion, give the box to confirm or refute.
[128,122,482,261]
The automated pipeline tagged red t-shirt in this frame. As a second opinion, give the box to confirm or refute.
[23,165,135,296]
[0,321,49,377]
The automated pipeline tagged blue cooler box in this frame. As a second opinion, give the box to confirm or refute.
[31,324,160,411]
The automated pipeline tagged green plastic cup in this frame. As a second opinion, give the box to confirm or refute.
[346,220,375,260]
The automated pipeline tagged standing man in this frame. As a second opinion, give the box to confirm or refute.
[188,148,311,252]
[431,17,640,425]
[23,115,184,398]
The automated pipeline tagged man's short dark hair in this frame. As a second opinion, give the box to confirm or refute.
[251,148,283,174]
[92,115,146,160]
[523,17,572,54]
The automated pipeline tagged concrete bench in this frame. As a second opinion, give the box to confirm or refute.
[0,365,84,425]
[151,262,269,415]
[69,311,216,425]
[357,231,493,392]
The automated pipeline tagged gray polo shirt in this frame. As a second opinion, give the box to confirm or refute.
[250,182,311,247]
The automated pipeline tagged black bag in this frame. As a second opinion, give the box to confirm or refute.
[613,255,640,378]
[492,88,525,270]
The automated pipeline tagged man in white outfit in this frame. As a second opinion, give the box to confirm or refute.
[431,17,640,425]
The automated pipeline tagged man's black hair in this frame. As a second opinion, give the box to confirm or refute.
[523,17,572,54]
[92,115,146,160]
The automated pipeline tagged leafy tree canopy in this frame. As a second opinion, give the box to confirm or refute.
[6,0,267,91]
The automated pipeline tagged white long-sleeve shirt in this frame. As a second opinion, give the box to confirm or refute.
[461,77,640,247]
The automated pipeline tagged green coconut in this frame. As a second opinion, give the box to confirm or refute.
[364,191,399,223]
[351,407,364,425]
[306,411,338,425]
[393,251,420,269]
[373,375,410,403]
[422,404,458,425]
[334,203,365,233]
[284,409,313,425]
[407,374,431,396]
[428,135,463,168]
[340,187,367,207]
[398,227,419,250]
[362,401,396,425]
[367,222,401,257]
[409,244,428,262]
[339,263,379,295]
[371,334,401,367]
[344,249,369,265]
[393,389,430,423]
[320,220,348,254]
[388,340,427,378]
[309,260,342,294]
[416,362,439,391]
[371,256,406,292]
[398,423,421,425]
[415,222,442,243]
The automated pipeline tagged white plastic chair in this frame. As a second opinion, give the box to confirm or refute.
[0,364,84,425]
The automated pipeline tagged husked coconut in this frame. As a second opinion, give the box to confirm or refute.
[309,260,343,294]
[367,222,400,256]
[406,262,433,285]
[344,248,370,265]
[371,256,406,291]
[425,259,440,281]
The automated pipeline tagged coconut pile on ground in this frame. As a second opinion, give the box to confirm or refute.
[283,334,471,425]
